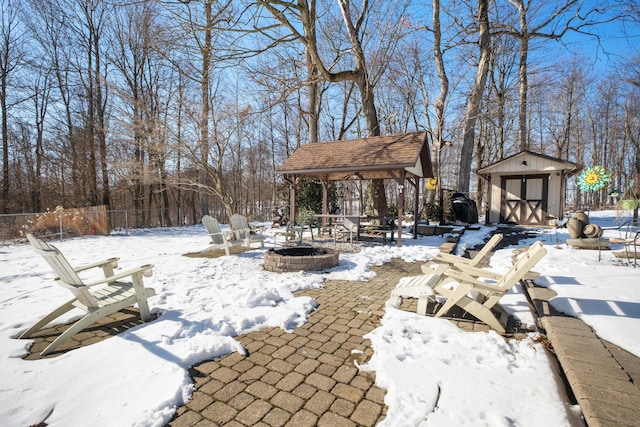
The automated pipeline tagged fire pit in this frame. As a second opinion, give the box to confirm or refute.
[264,246,339,273]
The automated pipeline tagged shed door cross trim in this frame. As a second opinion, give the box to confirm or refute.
[500,174,549,225]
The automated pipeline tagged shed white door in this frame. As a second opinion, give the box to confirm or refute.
[501,175,548,225]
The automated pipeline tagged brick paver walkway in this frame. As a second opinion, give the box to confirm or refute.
[169,258,422,427]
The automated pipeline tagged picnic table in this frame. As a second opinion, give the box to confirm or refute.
[313,214,396,243]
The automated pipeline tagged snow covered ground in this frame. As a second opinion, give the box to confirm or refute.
[0,210,637,426]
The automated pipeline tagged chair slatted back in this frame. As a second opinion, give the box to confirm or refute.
[496,241,546,292]
[231,214,250,240]
[344,217,360,233]
[470,234,503,267]
[202,215,226,245]
[27,234,99,309]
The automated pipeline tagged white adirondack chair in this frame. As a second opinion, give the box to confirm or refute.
[231,214,266,249]
[392,234,504,314]
[20,234,156,356]
[391,241,546,333]
[334,216,360,244]
[202,215,243,255]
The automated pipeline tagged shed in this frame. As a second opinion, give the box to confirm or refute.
[276,131,434,246]
[476,150,580,226]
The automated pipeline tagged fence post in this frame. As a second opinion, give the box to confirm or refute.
[58,211,63,240]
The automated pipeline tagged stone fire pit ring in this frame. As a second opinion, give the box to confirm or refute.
[264,246,339,273]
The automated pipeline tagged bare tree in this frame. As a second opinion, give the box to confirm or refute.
[487,32,518,160]
[0,0,25,213]
[73,0,113,208]
[624,98,640,223]
[29,67,52,213]
[621,53,640,222]
[502,0,616,151]
[24,0,79,206]
[163,0,234,219]
[457,0,491,194]
[429,0,449,202]
[110,1,174,227]
[256,0,410,216]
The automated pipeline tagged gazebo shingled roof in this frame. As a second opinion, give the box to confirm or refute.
[275,131,434,247]
[276,131,433,181]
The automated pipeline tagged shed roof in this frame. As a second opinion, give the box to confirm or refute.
[276,131,433,181]
[476,150,580,179]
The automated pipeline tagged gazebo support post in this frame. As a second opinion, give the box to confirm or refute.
[396,170,406,247]
[408,177,420,239]
[322,180,329,230]
[286,176,300,226]
[484,174,492,225]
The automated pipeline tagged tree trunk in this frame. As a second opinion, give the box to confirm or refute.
[509,0,529,151]
[1,49,8,214]
[199,0,213,218]
[517,35,529,151]
[429,0,448,204]
[305,0,319,144]
[339,0,386,215]
[307,55,319,144]
[458,0,491,193]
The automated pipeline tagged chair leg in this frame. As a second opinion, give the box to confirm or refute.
[456,298,507,333]
[131,275,154,321]
[417,297,430,316]
[433,284,472,319]
[389,295,402,308]
[40,310,104,355]
[135,289,154,322]
[18,299,76,339]
[438,293,507,333]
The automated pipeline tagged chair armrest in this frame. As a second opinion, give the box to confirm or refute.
[430,261,502,280]
[442,270,506,295]
[73,257,120,273]
[617,219,639,239]
[431,253,472,265]
[442,269,493,288]
[82,264,154,287]
[613,231,640,244]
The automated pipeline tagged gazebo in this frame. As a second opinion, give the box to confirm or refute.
[275,131,434,247]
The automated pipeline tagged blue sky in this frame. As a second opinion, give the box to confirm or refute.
[557,17,640,70]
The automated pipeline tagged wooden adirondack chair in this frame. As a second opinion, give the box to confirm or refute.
[334,216,360,244]
[20,234,156,356]
[202,215,243,255]
[231,214,266,249]
[391,241,546,333]
[391,234,504,314]
[431,241,546,332]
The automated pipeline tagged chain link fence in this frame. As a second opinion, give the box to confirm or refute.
[0,205,278,243]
